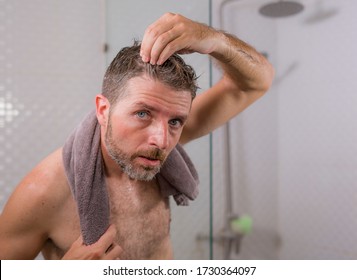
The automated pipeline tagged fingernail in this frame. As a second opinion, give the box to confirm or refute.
[142,55,149,63]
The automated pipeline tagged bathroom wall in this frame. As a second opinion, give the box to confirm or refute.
[0,0,212,260]
[211,0,357,259]
[0,0,106,259]
[0,0,105,212]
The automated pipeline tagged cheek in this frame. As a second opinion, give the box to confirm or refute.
[111,123,148,148]
[110,112,136,134]
[170,130,182,144]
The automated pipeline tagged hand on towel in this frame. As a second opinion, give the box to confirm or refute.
[62,225,122,260]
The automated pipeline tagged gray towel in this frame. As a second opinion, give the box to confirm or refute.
[62,110,199,245]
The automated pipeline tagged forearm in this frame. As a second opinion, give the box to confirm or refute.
[209,30,274,93]
[140,12,274,92]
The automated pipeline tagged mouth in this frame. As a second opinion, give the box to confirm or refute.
[136,156,162,167]
[132,148,167,169]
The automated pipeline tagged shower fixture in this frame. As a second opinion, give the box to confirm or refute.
[259,1,304,18]
[304,1,338,24]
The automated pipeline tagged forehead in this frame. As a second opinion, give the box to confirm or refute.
[116,75,192,112]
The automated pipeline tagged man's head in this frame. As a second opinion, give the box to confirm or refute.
[97,41,198,181]
[102,40,199,107]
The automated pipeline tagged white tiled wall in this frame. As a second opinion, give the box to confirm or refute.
[0,0,212,260]
[0,0,105,210]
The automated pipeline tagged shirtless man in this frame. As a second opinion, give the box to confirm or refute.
[0,13,274,259]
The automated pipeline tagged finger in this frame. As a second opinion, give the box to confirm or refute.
[150,29,181,65]
[156,37,189,65]
[72,234,84,246]
[61,234,84,260]
[141,13,176,63]
[95,224,117,249]
[103,244,123,260]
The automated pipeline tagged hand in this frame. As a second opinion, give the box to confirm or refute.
[140,13,219,65]
[62,224,122,260]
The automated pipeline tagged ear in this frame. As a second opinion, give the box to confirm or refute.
[95,94,110,127]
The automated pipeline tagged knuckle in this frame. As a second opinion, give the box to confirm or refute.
[174,14,186,24]
[90,250,102,259]
[146,26,159,38]
[163,12,175,19]
[157,33,170,44]
[176,21,186,31]
[166,42,177,53]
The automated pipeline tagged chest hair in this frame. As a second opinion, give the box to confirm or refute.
[107,179,171,259]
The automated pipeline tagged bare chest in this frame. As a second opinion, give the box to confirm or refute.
[43,179,172,259]
[107,179,172,259]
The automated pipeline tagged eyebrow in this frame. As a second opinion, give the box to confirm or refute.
[133,101,188,122]
[133,102,157,113]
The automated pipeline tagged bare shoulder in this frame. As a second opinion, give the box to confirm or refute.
[11,148,70,212]
[0,148,71,259]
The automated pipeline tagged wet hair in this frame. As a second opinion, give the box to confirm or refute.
[102,41,199,105]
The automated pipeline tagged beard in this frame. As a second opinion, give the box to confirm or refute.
[104,120,167,181]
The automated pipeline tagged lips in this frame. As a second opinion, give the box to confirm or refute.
[137,156,161,167]
[135,149,166,161]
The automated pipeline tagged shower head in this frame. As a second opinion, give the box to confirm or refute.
[259,1,304,18]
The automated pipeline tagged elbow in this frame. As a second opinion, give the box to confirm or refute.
[258,61,275,94]
[236,61,275,96]
[266,62,275,90]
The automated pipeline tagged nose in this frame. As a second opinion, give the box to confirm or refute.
[148,120,169,150]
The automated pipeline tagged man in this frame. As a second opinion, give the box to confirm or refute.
[0,13,274,259]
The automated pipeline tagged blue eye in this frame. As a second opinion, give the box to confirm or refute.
[169,119,182,128]
[136,111,148,118]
